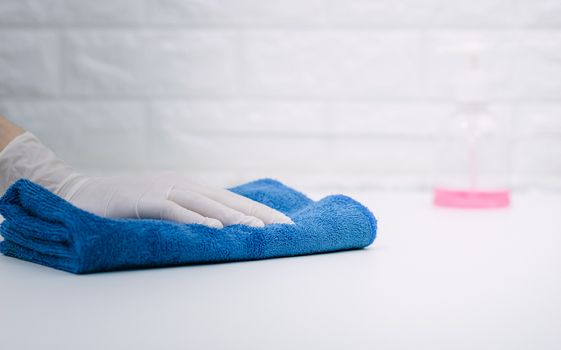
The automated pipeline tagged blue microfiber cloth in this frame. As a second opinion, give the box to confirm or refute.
[0,178,377,274]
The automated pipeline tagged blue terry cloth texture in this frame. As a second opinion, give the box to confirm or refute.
[0,178,377,274]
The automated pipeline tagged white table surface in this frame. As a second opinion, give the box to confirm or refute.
[1,191,560,350]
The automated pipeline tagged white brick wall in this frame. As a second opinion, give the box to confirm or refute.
[1,0,560,191]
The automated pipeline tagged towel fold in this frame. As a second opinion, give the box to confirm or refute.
[0,178,377,274]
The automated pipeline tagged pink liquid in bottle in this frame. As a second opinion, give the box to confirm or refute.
[433,101,511,209]
[433,188,510,209]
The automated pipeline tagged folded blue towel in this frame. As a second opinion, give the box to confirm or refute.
[0,178,377,274]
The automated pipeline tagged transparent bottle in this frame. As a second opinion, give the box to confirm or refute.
[433,53,511,208]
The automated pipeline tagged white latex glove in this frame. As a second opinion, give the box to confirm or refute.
[0,132,293,228]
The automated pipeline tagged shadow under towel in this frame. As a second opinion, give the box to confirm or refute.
[0,178,377,274]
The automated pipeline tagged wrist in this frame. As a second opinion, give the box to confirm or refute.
[0,131,81,196]
[0,116,24,151]
[56,174,91,201]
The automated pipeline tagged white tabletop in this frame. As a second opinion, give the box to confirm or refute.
[1,191,560,350]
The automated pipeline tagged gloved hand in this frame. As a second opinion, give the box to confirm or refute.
[0,132,293,228]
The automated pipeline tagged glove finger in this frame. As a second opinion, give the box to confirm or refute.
[194,186,293,225]
[169,188,265,228]
[139,198,223,228]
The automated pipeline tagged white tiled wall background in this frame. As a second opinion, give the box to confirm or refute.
[1,0,561,191]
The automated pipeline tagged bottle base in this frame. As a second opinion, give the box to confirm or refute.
[433,188,510,209]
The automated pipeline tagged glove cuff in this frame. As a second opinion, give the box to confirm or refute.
[0,131,84,197]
